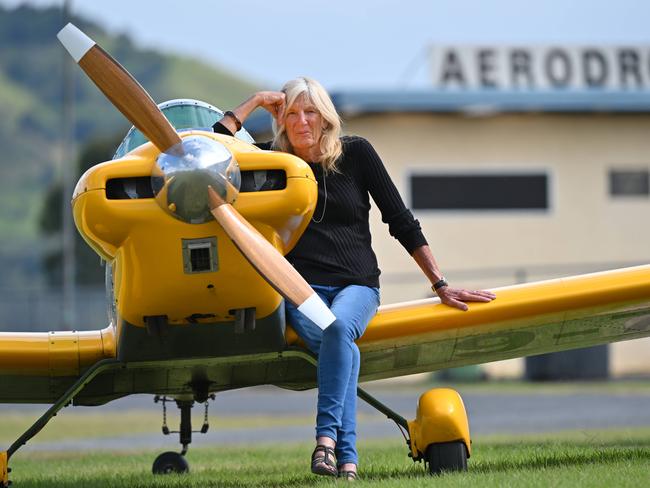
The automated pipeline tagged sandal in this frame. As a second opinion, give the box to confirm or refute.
[311,444,338,477]
[338,469,358,481]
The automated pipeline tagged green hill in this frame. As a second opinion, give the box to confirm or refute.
[0,5,258,287]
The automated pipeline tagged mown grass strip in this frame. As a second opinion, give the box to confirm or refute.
[0,411,319,443]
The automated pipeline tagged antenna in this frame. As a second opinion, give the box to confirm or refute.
[397,43,433,87]
[61,0,76,330]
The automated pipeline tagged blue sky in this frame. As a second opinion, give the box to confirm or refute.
[3,0,650,90]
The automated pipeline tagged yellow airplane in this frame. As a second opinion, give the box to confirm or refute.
[2,23,650,485]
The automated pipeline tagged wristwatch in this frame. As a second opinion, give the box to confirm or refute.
[223,110,242,131]
[431,277,448,293]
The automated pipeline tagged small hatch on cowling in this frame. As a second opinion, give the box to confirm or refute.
[182,237,218,274]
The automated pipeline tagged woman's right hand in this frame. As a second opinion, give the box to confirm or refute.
[255,91,286,121]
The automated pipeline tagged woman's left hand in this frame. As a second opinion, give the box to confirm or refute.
[255,91,286,121]
[436,286,496,311]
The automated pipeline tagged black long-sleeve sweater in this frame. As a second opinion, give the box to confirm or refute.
[213,122,427,288]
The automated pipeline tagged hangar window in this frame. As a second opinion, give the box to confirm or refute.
[410,173,549,211]
[609,169,649,197]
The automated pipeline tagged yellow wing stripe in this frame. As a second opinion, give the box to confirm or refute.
[361,265,650,346]
[285,265,650,349]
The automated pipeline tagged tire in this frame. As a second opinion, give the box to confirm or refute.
[152,451,189,474]
[425,441,468,475]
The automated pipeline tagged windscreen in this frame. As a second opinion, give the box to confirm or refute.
[113,99,254,158]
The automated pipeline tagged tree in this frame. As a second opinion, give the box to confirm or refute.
[40,133,124,286]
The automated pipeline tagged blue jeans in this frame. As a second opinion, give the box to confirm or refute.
[285,284,380,466]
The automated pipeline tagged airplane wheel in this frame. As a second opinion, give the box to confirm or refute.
[152,451,189,474]
[425,441,467,475]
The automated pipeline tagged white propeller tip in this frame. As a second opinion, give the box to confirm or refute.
[297,293,336,330]
[57,22,95,63]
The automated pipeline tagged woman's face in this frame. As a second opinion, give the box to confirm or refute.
[284,94,323,154]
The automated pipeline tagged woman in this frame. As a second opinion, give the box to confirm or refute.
[213,77,496,480]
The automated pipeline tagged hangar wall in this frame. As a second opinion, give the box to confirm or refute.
[343,112,650,377]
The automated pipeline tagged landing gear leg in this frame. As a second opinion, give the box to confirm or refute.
[2,359,121,486]
[152,395,214,475]
[357,387,413,449]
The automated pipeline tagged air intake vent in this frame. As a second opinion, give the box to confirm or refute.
[106,177,154,199]
[240,170,286,191]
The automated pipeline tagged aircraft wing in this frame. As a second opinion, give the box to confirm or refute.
[288,265,650,382]
[1,265,648,404]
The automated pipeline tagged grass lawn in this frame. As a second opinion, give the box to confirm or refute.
[5,428,650,487]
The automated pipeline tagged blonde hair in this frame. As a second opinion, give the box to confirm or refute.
[272,77,343,173]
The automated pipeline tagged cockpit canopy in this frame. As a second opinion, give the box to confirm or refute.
[113,99,255,158]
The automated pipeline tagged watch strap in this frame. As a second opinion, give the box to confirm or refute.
[432,277,448,291]
[224,110,242,131]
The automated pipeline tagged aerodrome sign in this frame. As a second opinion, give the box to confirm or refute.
[431,46,650,90]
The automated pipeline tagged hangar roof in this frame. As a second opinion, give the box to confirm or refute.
[330,90,650,115]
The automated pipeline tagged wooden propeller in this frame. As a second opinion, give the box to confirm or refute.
[57,23,182,153]
[57,23,336,329]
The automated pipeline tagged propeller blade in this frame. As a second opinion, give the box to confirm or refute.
[57,23,182,153]
[208,186,336,330]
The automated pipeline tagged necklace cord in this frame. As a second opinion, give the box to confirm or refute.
[311,165,327,223]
